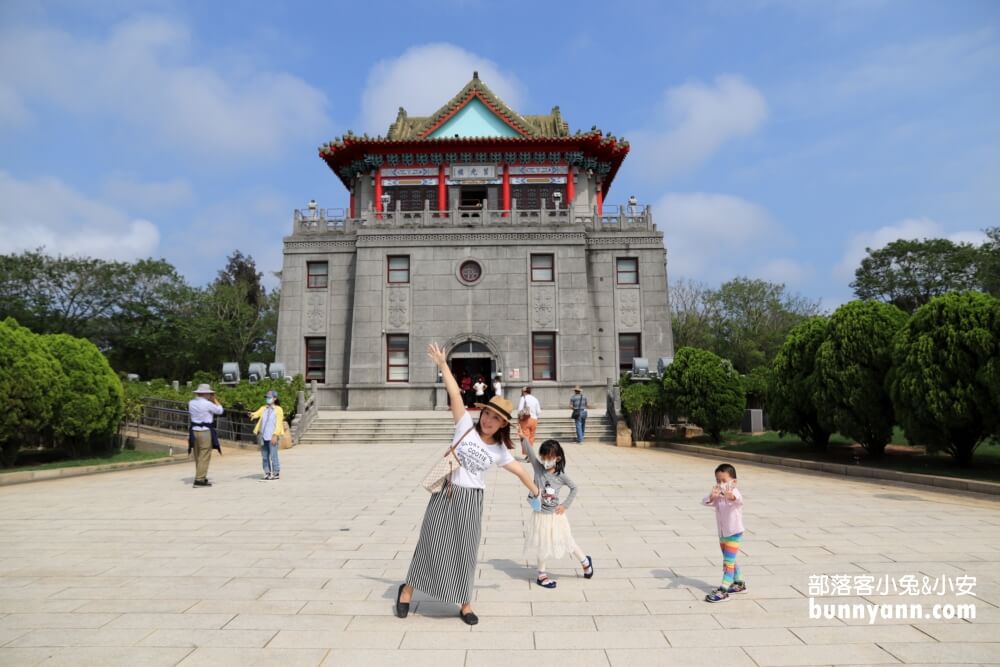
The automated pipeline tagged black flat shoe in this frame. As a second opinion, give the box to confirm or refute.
[459,610,479,625]
[394,584,410,619]
[583,555,594,579]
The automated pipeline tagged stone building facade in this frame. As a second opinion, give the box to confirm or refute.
[276,73,673,410]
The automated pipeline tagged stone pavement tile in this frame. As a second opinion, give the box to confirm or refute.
[474,587,586,602]
[745,643,899,666]
[465,649,610,667]
[881,641,1000,663]
[9,628,154,648]
[535,630,668,649]
[104,612,234,629]
[348,615,472,632]
[73,599,197,613]
[530,600,649,616]
[914,621,1000,641]
[185,600,306,615]
[594,614,722,631]
[471,615,598,632]
[0,587,69,601]
[644,599,762,614]
[401,630,534,649]
[0,613,118,629]
[33,646,194,666]
[605,647,757,666]
[225,613,350,631]
[0,628,30,645]
[583,588,699,602]
[268,630,403,649]
[177,647,330,666]
[414,601,531,617]
[138,628,276,648]
[320,649,466,667]
[0,647,54,665]
[0,601,83,614]
[789,623,934,644]
[664,627,802,647]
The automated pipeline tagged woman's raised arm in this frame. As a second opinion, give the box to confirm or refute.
[428,342,465,424]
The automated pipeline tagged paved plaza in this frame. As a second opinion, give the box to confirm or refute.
[1,436,999,666]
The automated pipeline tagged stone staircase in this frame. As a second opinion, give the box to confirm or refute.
[297,410,616,446]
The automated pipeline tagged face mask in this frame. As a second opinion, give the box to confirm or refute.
[266,397,274,405]
[542,459,557,469]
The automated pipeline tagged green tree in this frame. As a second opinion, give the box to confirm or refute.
[979,227,1000,298]
[851,238,981,313]
[662,347,745,443]
[707,277,820,373]
[41,333,125,457]
[0,318,64,467]
[769,316,833,448]
[815,301,907,459]
[620,380,665,441]
[888,292,1000,467]
[670,278,717,351]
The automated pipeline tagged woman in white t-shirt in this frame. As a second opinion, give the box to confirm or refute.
[395,343,540,626]
[473,377,487,400]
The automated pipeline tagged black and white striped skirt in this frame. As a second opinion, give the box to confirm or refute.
[405,484,484,605]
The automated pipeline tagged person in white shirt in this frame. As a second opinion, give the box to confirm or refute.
[188,384,224,487]
[492,373,503,400]
[473,376,487,402]
[516,386,541,458]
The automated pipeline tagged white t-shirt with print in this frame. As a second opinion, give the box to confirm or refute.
[449,412,514,489]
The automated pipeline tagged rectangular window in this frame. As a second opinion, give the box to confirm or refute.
[616,257,639,285]
[307,261,328,289]
[305,338,326,384]
[388,255,410,284]
[532,333,557,381]
[619,333,642,372]
[387,334,409,382]
[530,254,554,282]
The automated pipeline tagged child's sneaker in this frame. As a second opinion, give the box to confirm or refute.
[727,581,747,594]
[705,587,729,603]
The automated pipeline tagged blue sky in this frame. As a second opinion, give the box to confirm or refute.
[1,0,997,309]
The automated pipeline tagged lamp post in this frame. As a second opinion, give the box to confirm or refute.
[381,193,391,216]
[552,190,563,211]
[307,198,317,221]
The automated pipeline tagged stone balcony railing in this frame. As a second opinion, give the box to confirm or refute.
[291,203,656,235]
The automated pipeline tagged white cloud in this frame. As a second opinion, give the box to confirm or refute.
[102,173,194,211]
[359,43,524,135]
[834,217,988,281]
[0,170,160,260]
[659,192,778,283]
[629,76,768,181]
[0,16,330,160]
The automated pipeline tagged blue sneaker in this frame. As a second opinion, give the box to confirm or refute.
[705,587,730,603]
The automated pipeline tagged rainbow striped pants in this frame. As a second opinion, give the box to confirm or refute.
[720,532,743,587]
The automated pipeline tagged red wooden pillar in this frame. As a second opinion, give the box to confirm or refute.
[349,189,355,218]
[596,182,603,217]
[502,163,511,215]
[438,163,447,213]
[565,166,574,211]
[374,168,383,217]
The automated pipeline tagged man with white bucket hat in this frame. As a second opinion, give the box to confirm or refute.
[188,384,224,487]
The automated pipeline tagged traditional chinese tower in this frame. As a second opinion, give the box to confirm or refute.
[276,72,673,410]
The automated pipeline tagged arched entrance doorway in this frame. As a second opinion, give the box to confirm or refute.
[445,335,503,408]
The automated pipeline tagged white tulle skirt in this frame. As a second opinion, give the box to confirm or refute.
[524,511,579,561]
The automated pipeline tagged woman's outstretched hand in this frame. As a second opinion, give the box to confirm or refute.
[427,342,447,367]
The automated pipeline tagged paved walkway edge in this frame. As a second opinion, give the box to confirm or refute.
[658,441,1000,497]
[0,452,190,487]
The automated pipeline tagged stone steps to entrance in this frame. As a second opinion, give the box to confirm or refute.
[298,410,615,446]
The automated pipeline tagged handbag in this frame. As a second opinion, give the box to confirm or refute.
[421,426,475,494]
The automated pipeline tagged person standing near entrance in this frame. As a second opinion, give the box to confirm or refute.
[460,371,473,408]
[248,390,285,480]
[492,373,503,400]
[569,386,589,443]
[395,343,539,626]
[188,384,223,487]
[473,376,487,404]
[517,386,541,459]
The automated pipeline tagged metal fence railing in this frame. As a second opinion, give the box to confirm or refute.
[136,398,258,443]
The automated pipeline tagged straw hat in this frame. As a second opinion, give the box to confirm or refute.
[193,383,215,395]
[573,385,583,392]
[474,395,514,424]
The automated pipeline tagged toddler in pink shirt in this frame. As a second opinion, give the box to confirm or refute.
[702,463,746,603]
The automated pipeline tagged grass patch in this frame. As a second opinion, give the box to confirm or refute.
[1,449,170,474]
[680,431,1000,484]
